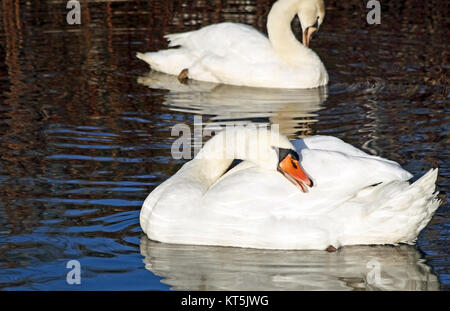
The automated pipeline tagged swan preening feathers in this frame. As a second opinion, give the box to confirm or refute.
[137,0,328,89]
[140,127,440,250]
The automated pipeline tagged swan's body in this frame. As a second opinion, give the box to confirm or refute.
[137,0,328,89]
[140,128,440,250]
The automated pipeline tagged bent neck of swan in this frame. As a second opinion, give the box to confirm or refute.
[184,129,292,188]
[267,0,318,66]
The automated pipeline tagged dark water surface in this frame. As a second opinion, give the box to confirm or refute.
[0,0,448,290]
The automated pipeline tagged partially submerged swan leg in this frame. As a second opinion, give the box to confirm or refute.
[326,245,337,252]
[178,68,189,84]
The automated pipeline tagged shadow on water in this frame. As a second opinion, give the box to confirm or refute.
[140,237,439,291]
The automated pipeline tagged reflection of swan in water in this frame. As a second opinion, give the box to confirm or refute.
[140,237,439,291]
[137,72,327,138]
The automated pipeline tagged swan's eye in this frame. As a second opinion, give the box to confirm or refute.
[291,150,300,161]
[278,153,313,192]
[275,148,299,163]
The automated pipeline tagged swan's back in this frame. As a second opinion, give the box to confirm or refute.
[293,135,413,196]
[137,23,276,79]
[140,135,440,250]
[136,22,327,88]
[165,23,274,61]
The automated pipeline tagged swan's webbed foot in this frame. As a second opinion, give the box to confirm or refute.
[325,245,337,252]
[178,68,189,84]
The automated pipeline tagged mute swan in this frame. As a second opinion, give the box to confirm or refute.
[140,127,440,250]
[136,0,328,89]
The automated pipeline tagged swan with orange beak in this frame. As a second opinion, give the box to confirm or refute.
[140,127,440,250]
[275,147,313,192]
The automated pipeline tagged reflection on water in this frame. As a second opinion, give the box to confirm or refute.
[138,71,328,137]
[140,237,439,291]
[0,0,448,290]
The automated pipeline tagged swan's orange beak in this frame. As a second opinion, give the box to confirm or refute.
[278,154,313,192]
[302,27,318,47]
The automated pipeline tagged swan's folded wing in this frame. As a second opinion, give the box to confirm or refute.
[293,135,412,186]
[202,146,413,219]
[165,23,274,62]
[293,135,385,158]
[137,22,284,85]
[300,148,413,200]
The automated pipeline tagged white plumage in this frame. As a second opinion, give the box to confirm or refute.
[137,0,328,89]
[140,128,440,250]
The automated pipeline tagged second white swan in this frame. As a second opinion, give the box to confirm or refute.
[137,0,328,89]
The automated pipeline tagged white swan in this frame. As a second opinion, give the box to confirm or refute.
[140,127,440,250]
[136,0,328,89]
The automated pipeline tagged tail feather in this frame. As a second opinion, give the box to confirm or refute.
[136,52,150,65]
[342,169,441,246]
[406,168,440,237]
[136,52,162,72]
[136,52,146,61]
[136,50,191,76]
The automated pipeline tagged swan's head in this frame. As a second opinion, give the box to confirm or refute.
[197,127,313,192]
[297,0,325,47]
[274,146,313,192]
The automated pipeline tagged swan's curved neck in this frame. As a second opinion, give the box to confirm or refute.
[185,128,291,187]
[267,0,316,65]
